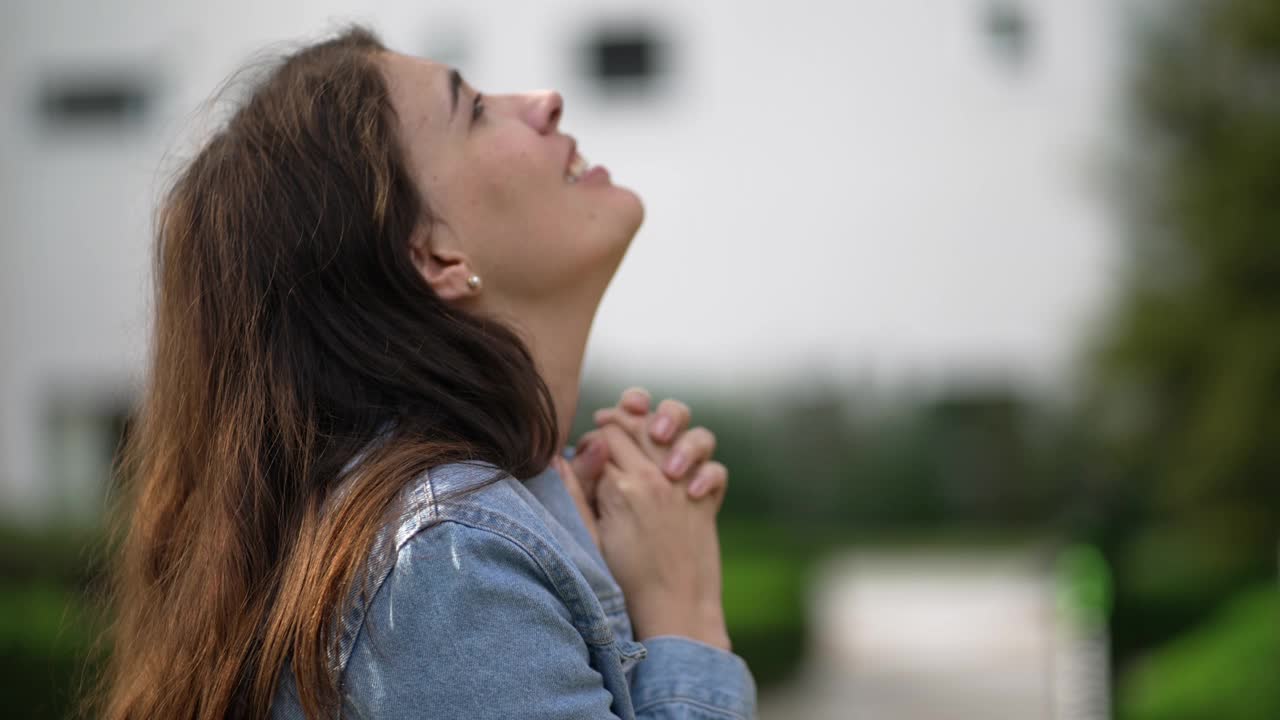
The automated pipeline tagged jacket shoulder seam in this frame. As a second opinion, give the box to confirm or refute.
[340,508,613,678]
[403,512,613,645]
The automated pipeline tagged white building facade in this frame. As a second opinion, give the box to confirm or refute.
[0,0,1139,523]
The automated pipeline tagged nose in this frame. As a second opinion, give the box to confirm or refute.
[522,89,563,134]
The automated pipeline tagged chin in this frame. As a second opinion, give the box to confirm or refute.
[588,191,643,276]
[612,184,645,236]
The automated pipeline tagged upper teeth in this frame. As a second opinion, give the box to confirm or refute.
[567,152,589,183]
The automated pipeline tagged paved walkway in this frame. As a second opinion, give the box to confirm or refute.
[758,550,1106,720]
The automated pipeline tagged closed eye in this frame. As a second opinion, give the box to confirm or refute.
[472,92,485,123]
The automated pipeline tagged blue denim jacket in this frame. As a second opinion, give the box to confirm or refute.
[271,454,757,719]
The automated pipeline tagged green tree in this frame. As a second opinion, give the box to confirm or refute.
[1088,0,1280,688]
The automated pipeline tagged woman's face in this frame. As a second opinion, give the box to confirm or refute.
[378,51,644,312]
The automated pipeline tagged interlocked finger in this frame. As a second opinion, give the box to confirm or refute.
[593,407,649,444]
[596,423,658,481]
[618,386,652,415]
[648,398,691,444]
[688,461,729,505]
[661,426,716,480]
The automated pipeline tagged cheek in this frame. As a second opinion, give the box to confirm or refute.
[469,147,541,217]
[453,140,602,292]
[479,146,563,230]
[457,156,551,264]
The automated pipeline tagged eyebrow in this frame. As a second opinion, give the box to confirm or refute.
[448,68,462,121]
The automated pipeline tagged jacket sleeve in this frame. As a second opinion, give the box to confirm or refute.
[628,635,757,719]
[341,518,757,719]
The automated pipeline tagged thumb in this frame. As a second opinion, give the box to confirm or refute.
[569,433,607,506]
[555,455,601,549]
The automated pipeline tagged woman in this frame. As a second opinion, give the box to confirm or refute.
[96,25,756,720]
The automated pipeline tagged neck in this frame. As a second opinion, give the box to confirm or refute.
[505,297,601,453]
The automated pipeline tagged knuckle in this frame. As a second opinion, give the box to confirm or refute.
[638,461,667,485]
[600,466,630,495]
[640,466,672,495]
[620,413,646,436]
[600,410,643,436]
[600,423,629,445]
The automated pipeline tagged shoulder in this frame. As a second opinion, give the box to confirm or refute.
[328,462,612,672]
[387,461,587,601]
[333,471,621,718]
[366,519,592,642]
[382,513,607,643]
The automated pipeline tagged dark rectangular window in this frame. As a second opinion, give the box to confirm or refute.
[582,24,670,93]
[38,73,152,128]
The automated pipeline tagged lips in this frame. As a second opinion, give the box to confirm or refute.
[564,137,591,183]
[568,153,590,182]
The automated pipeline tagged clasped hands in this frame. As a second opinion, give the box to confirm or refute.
[554,386,732,649]
[554,386,728,550]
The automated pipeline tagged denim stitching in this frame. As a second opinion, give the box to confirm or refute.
[633,696,751,719]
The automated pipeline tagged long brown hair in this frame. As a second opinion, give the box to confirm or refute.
[93,25,559,719]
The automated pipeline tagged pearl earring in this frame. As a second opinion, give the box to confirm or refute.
[466,274,482,291]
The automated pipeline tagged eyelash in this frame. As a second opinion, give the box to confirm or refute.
[472,93,485,122]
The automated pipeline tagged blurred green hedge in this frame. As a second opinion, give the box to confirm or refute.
[0,524,105,719]
[1121,585,1279,720]
[718,519,819,689]
[0,582,99,719]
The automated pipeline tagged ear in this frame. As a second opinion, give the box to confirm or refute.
[408,226,479,302]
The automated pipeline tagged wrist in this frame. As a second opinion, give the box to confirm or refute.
[632,603,731,652]
[638,625,732,652]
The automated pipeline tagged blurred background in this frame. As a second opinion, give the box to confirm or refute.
[1,0,1277,717]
